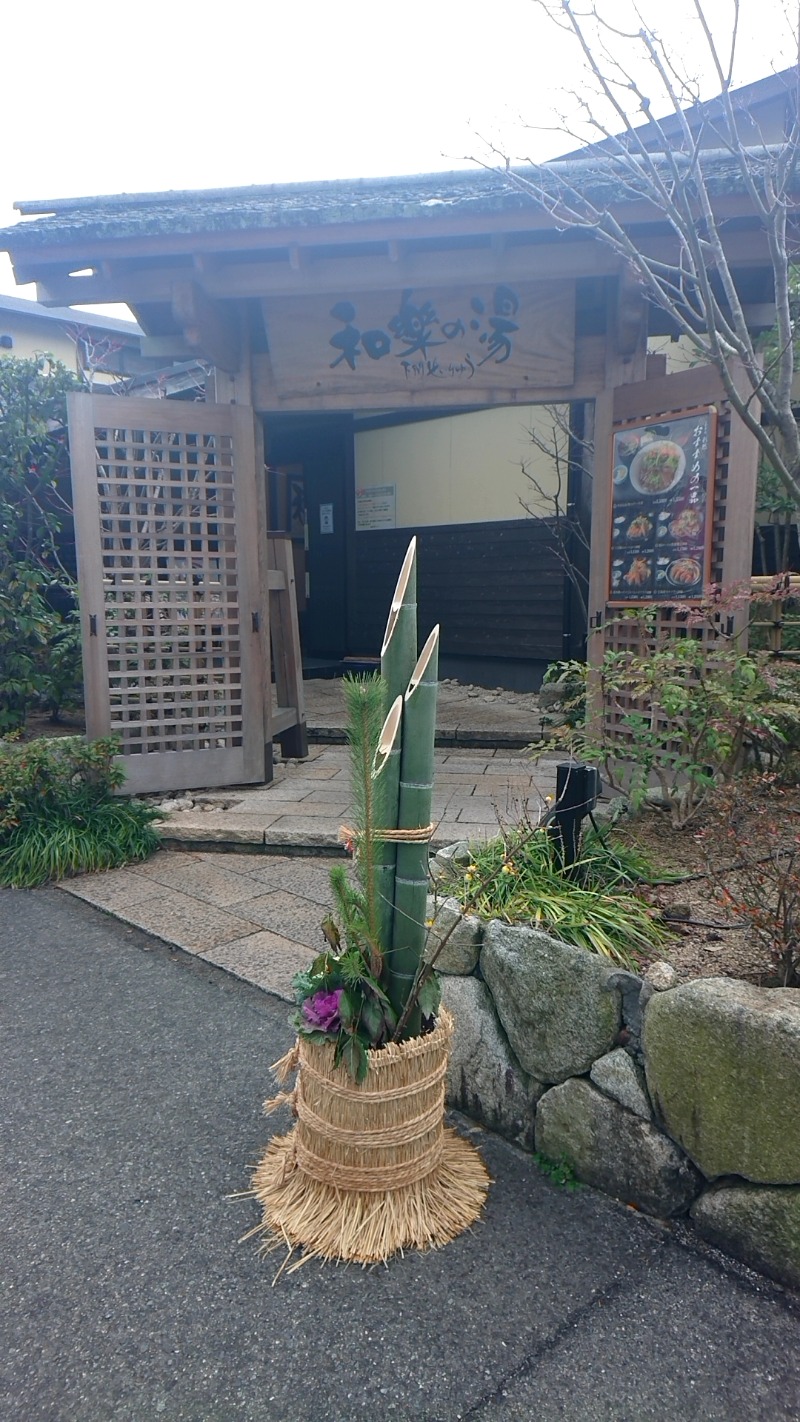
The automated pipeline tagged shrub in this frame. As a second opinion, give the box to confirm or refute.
[539,608,800,828]
[449,823,671,967]
[540,659,587,728]
[696,774,800,987]
[0,736,160,887]
[0,354,82,733]
[37,610,84,722]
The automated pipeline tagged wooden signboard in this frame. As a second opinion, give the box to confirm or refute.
[608,408,716,603]
[262,280,575,405]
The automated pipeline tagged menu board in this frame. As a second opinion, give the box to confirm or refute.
[608,408,716,603]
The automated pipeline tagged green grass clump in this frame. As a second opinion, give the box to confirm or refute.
[452,826,670,967]
[0,735,160,888]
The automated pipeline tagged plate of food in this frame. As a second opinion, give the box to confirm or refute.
[623,556,651,588]
[667,557,702,587]
[626,513,653,540]
[629,439,686,496]
[668,506,703,540]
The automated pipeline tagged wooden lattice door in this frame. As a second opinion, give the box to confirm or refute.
[68,394,269,794]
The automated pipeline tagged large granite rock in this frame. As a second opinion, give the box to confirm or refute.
[535,1078,702,1217]
[442,976,543,1149]
[692,1182,800,1291]
[590,1047,652,1120]
[424,895,482,975]
[643,978,800,1183]
[481,921,621,1083]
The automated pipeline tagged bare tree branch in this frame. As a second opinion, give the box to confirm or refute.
[475,2,800,507]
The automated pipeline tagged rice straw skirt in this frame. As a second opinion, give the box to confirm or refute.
[248,1009,489,1266]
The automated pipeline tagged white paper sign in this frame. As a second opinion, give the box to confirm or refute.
[356,484,396,530]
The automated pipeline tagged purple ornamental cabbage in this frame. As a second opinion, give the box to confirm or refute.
[302,988,344,1033]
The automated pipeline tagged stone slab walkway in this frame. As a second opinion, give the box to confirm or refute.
[61,849,339,1000]
[154,745,561,853]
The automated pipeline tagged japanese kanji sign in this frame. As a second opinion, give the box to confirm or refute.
[262,281,575,404]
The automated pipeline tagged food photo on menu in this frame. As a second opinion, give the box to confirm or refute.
[609,410,714,602]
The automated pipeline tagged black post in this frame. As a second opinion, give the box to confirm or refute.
[549,760,601,868]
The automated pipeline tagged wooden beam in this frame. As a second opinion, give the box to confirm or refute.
[30,222,774,311]
[615,269,647,359]
[35,240,621,309]
[170,280,241,372]
[139,335,196,359]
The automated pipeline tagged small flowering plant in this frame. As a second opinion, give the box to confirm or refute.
[290,865,402,1083]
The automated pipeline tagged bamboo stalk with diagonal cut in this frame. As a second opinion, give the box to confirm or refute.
[388,625,440,1039]
[380,536,418,715]
[371,695,403,959]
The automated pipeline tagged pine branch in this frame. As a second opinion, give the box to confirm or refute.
[340,673,386,947]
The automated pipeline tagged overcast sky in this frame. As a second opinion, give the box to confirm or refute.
[1,0,794,313]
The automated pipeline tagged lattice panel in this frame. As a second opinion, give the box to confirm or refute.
[94,422,244,755]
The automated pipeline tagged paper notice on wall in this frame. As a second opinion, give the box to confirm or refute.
[355,484,396,530]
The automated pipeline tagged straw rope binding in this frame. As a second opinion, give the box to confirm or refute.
[339,823,435,845]
[247,1008,490,1266]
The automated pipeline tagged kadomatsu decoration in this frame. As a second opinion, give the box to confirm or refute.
[248,538,489,1266]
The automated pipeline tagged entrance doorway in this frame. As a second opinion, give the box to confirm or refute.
[265,415,353,670]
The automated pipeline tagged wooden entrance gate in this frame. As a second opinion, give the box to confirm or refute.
[68,393,273,794]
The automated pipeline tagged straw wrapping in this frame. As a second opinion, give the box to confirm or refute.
[248,1008,490,1264]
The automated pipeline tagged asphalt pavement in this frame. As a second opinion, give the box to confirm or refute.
[3,888,800,1422]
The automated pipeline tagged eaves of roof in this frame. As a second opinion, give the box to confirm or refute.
[0,153,770,257]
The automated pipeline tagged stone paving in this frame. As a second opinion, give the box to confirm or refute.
[304,674,544,746]
[61,849,336,998]
[155,744,560,852]
[61,746,562,997]
[59,678,562,1004]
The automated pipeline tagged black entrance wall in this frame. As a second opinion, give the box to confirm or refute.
[265,414,353,662]
[350,519,565,690]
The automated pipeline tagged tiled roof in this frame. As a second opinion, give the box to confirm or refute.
[0,153,764,254]
[2,171,532,248]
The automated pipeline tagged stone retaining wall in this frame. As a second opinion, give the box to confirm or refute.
[427,874,800,1293]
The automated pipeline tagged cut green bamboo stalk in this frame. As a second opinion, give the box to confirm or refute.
[389,625,440,1037]
[339,672,387,946]
[380,537,418,716]
[371,695,403,961]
